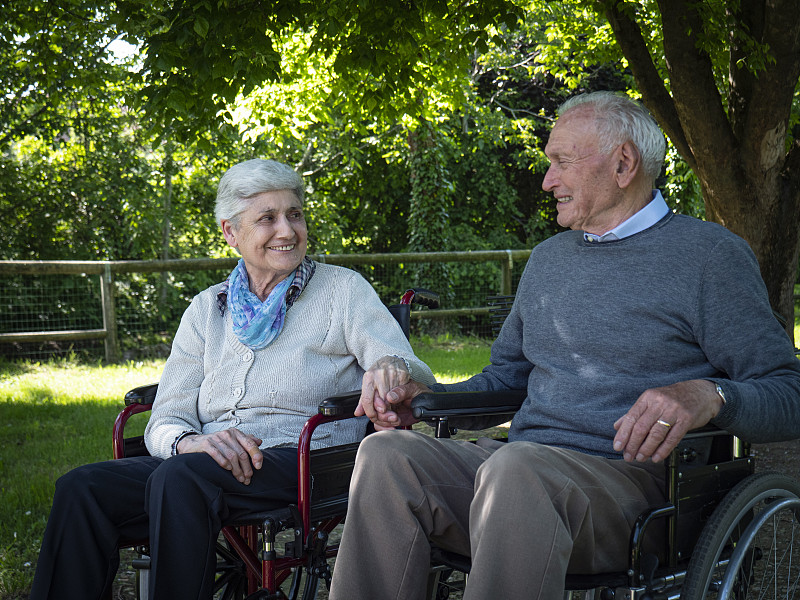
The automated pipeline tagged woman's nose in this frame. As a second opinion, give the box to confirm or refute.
[274,215,294,237]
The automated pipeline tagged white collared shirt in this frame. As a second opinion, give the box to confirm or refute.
[584,190,670,243]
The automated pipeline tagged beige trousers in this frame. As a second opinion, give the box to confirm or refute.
[329,429,665,600]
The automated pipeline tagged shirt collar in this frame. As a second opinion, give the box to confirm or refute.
[584,190,670,243]
[216,257,316,316]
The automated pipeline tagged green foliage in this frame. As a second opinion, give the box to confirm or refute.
[0,0,127,150]
[112,0,522,142]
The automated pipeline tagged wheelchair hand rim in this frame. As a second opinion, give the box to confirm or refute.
[717,496,800,599]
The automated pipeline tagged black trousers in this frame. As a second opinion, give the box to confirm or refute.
[30,448,298,600]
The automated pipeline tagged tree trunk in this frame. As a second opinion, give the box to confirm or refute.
[603,0,800,339]
[701,173,800,331]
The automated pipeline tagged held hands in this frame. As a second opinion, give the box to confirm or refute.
[177,428,263,485]
[613,379,724,463]
[357,355,431,429]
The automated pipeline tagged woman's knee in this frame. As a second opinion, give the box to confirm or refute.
[146,453,217,492]
[55,461,128,500]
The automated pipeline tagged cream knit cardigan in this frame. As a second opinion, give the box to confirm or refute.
[144,263,436,459]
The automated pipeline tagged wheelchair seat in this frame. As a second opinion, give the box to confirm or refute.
[411,390,800,600]
[113,288,439,600]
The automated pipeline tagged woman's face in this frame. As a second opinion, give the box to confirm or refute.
[221,190,308,298]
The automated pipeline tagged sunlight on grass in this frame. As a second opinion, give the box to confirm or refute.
[0,358,167,599]
[0,359,164,404]
[0,339,491,598]
[411,333,492,383]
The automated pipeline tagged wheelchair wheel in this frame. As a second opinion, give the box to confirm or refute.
[213,537,248,600]
[133,537,248,600]
[681,471,800,600]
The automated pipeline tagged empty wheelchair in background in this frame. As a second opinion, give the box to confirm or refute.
[112,288,439,600]
[409,387,800,600]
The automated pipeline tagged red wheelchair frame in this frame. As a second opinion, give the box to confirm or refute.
[112,288,438,599]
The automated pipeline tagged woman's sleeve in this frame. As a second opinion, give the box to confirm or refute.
[341,272,436,386]
[144,296,207,458]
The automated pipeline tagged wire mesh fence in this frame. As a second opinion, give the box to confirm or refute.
[0,251,531,362]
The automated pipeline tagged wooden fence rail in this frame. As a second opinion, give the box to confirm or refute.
[0,250,532,362]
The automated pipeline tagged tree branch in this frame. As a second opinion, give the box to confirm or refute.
[740,0,800,167]
[599,1,694,170]
[656,0,737,164]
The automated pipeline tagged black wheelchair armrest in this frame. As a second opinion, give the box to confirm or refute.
[411,389,526,419]
[124,383,159,406]
[318,391,362,417]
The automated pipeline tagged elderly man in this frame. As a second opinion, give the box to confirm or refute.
[328,91,800,600]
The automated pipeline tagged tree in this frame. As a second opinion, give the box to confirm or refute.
[539,0,800,330]
[0,0,125,150]
[112,0,521,143]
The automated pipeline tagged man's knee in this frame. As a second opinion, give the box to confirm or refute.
[480,441,550,476]
[354,429,423,472]
[476,442,577,500]
[352,430,459,504]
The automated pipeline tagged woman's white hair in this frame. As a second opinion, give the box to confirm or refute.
[215,159,305,229]
[559,91,666,181]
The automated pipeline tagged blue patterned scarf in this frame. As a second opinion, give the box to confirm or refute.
[226,259,294,350]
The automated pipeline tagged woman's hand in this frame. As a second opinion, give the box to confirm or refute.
[358,355,431,429]
[177,428,264,485]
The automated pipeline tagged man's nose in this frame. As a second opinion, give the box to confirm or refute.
[542,166,555,191]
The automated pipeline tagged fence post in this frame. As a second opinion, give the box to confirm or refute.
[501,250,513,296]
[101,264,121,362]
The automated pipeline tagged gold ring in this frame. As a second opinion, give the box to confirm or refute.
[657,419,672,428]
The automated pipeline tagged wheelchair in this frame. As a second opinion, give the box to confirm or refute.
[112,288,439,600]
[409,390,800,600]
[114,288,800,600]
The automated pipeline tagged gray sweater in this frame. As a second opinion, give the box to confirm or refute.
[145,263,436,459]
[441,213,800,458]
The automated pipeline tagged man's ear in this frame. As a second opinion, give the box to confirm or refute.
[221,219,238,248]
[614,141,641,189]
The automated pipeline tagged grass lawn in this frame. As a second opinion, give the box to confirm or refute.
[0,336,491,599]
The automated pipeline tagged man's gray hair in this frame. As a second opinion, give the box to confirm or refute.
[559,92,666,181]
[215,159,305,229]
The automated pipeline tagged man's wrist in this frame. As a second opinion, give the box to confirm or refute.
[714,382,727,404]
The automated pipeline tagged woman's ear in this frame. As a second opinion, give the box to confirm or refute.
[221,219,238,248]
[614,141,641,189]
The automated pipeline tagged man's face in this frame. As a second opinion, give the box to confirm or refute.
[542,107,624,234]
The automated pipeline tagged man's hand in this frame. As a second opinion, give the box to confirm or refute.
[177,428,263,485]
[613,379,724,463]
[357,358,432,429]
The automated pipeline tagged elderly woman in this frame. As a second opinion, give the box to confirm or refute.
[30,158,435,600]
